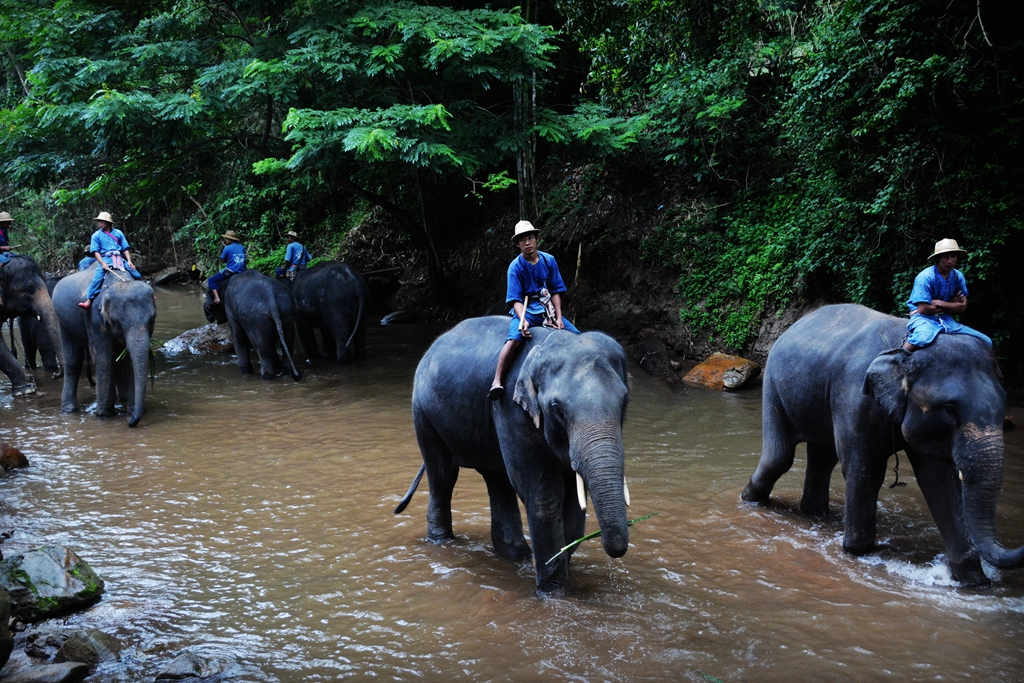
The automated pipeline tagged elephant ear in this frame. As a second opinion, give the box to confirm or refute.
[513,345,544,430]
[862,348,910,423]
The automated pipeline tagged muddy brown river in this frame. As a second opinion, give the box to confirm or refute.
[2,285,1022,682]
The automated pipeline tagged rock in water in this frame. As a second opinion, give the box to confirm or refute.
[683,352,761,390]
[162,324,233,356]
[0,587,12,668]
[0,442,29,470]
[54,629,122,666]
[0,546,105,621]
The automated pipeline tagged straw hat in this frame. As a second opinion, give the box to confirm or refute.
[928,238,967,261]
[222,230,241,242]
[511,220,539,243]
[285,230,299,239]
[94,211,114,224]
[0,211,12,222]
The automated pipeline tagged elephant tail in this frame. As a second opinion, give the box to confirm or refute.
[393,463,425,514]
[272,306,302,382]
[342,282,367,361]
[8,319,16,359]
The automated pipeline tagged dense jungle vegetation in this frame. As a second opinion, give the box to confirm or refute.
[2,1,1021,367]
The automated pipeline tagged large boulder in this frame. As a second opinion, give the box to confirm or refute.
[151,266,187,285]
[682,352,761,390]
[0,546,104,622]
[54,630,121,667]
[161,324,233,356]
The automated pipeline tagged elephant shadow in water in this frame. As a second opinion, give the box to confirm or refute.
[203,269,301,381]
[288,261,368,365]
[395,316,633,594]
[53,268,156,427]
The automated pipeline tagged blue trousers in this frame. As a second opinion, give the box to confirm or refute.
[85,258,142,300]
[506,311,580,342]
[208,268,241,291]
[906,313,992,348]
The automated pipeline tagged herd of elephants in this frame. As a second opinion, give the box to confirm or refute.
[1,253,1021,593]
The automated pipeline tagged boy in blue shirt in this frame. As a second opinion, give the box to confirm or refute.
[488,221,580,400]
[276,230,311,279]
[209,231,247,304]
[79,212,143,309]
[0,211,14,265]
[903,238,991,351]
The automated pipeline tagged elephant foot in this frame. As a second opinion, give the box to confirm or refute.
[426,531,457,544]
[493,538,532,562]
[948,555,990,588]
[799,497,830,517]
[842,538,881,557]
[11,384,36,397]
[741,481,771,505]
[239,364,254,375]
[61,404,78,414]
[261,371,280,380]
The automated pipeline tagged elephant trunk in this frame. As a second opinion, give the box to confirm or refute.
[958,429,1024,569]
[570,424,629,558]
[31,288,64,378]
[126,331,150,428]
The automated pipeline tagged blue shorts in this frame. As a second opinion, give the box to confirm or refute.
[906,313,991,348]
[506,311,580,342]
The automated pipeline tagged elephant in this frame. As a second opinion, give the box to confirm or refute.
[203,269,301,381]
[289,261,368,364]
[0,255,64,395]
[52,266,156,427]
[17,275,62,372]
[741,303,1020,586]
[394,316,632,593]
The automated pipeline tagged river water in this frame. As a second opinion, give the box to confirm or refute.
[1,285,1022,682]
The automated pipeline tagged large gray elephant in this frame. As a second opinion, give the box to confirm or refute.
[0,255,63,395]
[395,316,632,593]
[52,266,156,427]
[741,303,1020,586]
[203,269,301,381]
[289,261,368,364]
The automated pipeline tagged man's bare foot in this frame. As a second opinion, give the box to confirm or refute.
[78,300,91,309]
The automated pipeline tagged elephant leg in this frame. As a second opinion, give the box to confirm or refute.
[742,393,795,504]
[561,469,586,557]
[247,327,280,380]
[320,327,339,361]
[229,319,254,374]
[800,440,838,516]
[414,414,459,543]
[92,335,116,417]
[478,468,531,561]
[518,482,571,593]
[296,317,318,362]
[60,337,84,413]
[0,335,34,395]
[906,448,988,586]
[838,437,888,556]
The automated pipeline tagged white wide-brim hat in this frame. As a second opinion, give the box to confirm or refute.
[929,238,968,261]
[0,211,12,222]
[511,220,539,243]
[94,211,114,224]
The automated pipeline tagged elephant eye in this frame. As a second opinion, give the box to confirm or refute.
[940,402,958,423]
[550,400,565,420]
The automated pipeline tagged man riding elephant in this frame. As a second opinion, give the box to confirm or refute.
[79,211,143,310]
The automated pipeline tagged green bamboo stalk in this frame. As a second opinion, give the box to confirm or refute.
[545,512,658,565]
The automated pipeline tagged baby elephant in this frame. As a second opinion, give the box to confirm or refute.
[203,269,301,381]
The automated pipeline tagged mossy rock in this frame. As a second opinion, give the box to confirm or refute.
[0,545,105,622]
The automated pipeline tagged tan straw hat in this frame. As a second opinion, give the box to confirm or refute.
[94,211,114,224]
[285,230,299,238]
[928,238,968,261]
[0,211,12,222]
[511,220,539,243]
[222,230,241,242]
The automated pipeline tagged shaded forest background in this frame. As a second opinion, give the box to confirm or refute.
[2,0,1021,387]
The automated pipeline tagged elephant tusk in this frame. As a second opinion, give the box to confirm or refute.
[959,470,964,481]
[576,472,587,511]
[623,478,631,508]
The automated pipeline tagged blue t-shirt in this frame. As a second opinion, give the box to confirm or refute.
[506,251,567,316]
[220,242,247,273]
[0,223,9,247]
[89,228,130,256]
[284,242,310,268]
[907,265,969,313]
